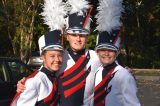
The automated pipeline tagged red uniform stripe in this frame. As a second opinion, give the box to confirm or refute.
[94,67,116,106]
[44,78,58,103]
[64,79,86,98]
[10,71,38,106]
[50,95,60,106]
[62,69,85,86]
[95,100,105,106]
[94,89,105,100]
[83,7,93,28]
[60,55,86,79]
[95,67,115,91]
[114,30,121,44]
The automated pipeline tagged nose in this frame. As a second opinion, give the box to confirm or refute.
[104,50,109,55]
[76,35,81,41]
[54,56,60,62]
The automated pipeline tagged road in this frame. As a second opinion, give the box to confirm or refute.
[136,74,160,106]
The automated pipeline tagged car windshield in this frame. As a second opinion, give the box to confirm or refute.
[0,64,5,82]
[0,58,32,82]
[8,61,32,82]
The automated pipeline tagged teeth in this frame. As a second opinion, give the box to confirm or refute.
[75,42,81,45]
[102,56,110,59]
[53,63,60,65]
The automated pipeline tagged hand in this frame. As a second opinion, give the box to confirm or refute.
[16,77,26,93]
[125,66,134,74]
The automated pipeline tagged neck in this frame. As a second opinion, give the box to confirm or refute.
[103,62,116,68]
[68,48,85,54]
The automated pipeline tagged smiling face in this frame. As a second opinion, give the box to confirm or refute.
[97,49,117,66]
[66,33,88,52]
[41,50,63,72]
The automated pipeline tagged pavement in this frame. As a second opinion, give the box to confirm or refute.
[134,69,160,106]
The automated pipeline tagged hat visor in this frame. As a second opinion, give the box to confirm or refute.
[43,45,63,51]
[66,27,89,35]
[95,43,119,51]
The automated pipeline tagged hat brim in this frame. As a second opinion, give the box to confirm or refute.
[42,45,63,51]
[66,27,89,35]
[95,43,119,51]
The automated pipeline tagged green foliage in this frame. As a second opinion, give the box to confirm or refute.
[86,34,97,50]
[122,0,160,68]
[32,15,49,51]
[0,0,160,68]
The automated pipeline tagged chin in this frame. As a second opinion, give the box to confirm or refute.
[77,47,84,51]
[52,67,60,71]
[103,63,110,65]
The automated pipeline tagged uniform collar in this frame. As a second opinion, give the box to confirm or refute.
[40,67,56,82]
[103,62,117,70]
[67,48,85,55]
[102,62,117,78]
[67,48,86,62]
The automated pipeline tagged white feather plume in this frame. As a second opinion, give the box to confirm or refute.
[41,0,67,31]
[66,0,91,16]
[96,0,124,33]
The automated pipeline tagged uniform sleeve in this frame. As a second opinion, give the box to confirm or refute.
[16,78,39,106]
[120,70,141,106]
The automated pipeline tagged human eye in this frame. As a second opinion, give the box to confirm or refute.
[58,54,62,58]
[50,55,55,58]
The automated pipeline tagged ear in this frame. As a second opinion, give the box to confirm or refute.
[116,50,120,57]
[66,34,69,41]
[41,55,45,61]
[95,48,98,53]
[86,36,88,42]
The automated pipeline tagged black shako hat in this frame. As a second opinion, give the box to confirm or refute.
[66,0,93,35]
[39,0,66,54]
[38,30,63,54]
[95,0,124,52]
[95,30,121,52]
[66,10,92,35]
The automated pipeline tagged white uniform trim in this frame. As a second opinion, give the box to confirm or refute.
[93,65,141,106]
[57,49,101,105]
[11,72,53,106]
[83,50,101,104]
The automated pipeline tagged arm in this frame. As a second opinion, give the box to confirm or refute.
[125,66,134,74]
[16,78,39,106]
[16,77,26,93]
[120,70,141,106]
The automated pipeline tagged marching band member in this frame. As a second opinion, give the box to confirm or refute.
[10,30,64,106]
[10,0,66,105]
[92,0,141,105]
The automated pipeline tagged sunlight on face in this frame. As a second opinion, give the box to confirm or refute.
[66,34,88,52]
[42,50,63,72]
[97,49,117,66]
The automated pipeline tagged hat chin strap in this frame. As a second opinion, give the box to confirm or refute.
[116,50,120,57]
[43,45,63,51]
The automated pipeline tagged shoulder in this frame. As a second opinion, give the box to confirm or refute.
[63,49,69,56]
[114,65,134,81]
[87,49,97,55]
[87,49,99,59]
[25,72,47,88]
[112,65,137,90]
[115,65,131,75]
[87,49,101,65]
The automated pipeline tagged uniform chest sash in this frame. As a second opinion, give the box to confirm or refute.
[59,52,90,98]
[10,71,59,106]
[94,66,117,106]
[10,71,38,106]
[36,78,59,106]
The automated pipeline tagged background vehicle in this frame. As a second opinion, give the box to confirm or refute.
[27,51,43,70]
[0,57,33,105]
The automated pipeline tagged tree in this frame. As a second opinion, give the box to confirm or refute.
[0,0,160,68]
[1,0,43,63]
[123,0,160,68]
